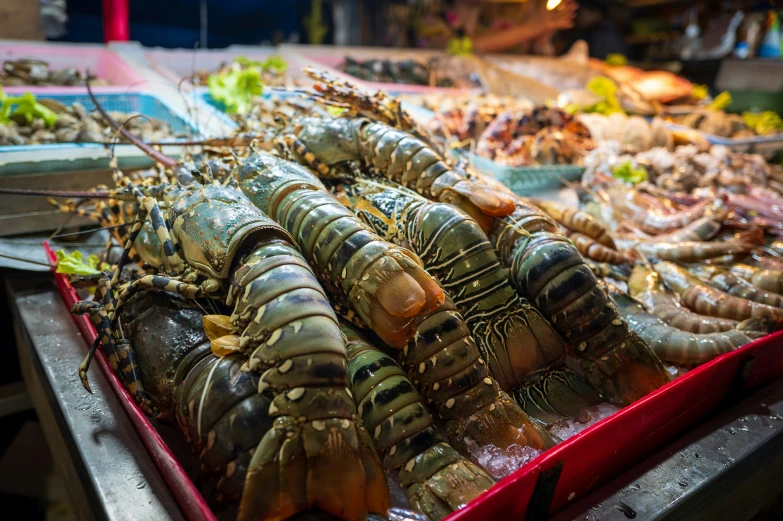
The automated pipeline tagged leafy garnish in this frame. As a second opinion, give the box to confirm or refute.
[576,76,624,116]
[605,54,627,66]
[707,91,732,111]
[742,111,783,135]
[326,105,348,116]
[691,84,709,100]
[55,250,107,276]
[612,161,648,185]
[208,64,263,116]
[0,88,59,127]
[207,56,287,115]
[447,36,474,57]
[262,55,288,72]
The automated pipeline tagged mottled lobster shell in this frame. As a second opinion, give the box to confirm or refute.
[167,185,292,279]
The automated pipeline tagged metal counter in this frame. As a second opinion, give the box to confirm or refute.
[8,272,186,521]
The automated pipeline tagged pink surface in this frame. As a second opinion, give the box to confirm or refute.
[46,238,783,521]
[45,243,217,521]
[0,45,145,92]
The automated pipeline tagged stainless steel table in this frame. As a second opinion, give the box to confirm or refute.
[8,272,186,521]
[7,271,783,521]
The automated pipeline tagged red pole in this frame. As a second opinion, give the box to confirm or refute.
[102,0,130,42]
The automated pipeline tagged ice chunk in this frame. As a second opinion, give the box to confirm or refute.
[666,364,689,378]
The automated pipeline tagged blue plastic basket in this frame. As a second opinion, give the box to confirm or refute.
[0,92,204,176]
[469,154,585,195]
[0,92,202,154]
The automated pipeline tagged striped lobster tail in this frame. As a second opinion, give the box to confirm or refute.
[337,181,601,425]
[223,238,390,521]
[236,151,444,349]
[490,203,670,406]
[343,324,494,521]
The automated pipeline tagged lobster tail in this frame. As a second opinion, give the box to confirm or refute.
[404,296,555,451]
[403,444,494,521]
[238,412,389,521]
[343,324,493,521]
[221,239,389,521]
[514,367,603,426]
[494,218,670,405]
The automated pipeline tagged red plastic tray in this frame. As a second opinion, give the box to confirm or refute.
[45,242,783,521]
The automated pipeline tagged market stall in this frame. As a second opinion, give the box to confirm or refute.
[2,3,783,520]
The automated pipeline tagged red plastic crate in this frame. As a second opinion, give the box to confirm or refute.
[45,242,783,521]
[0,44,146,93]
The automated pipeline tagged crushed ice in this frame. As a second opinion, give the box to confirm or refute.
[386,469,412,511]
[549,403,620,441]
[463,429,542,480]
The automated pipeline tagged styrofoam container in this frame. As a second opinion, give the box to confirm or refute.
[0,43,146,93]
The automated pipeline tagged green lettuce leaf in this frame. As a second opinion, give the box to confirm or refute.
[208,64,263,116]
[578,76,624,116]
[742,111,783,135]
[55,250,105,276]
[707,91,732,111]
[611,161,648,185]
[262,56,288,72]
[0,88,59,127]
[691,84,709,100]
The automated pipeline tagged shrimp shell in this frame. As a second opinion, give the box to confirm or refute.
[654,261,783,321]
[728,264,783,295]
[635,240,750,263]
[567,230,630,264]
[610,285,756,365]
[629,265,739,334]
[534,199,616,248]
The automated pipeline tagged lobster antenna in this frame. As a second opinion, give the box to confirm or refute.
[51,221,133,239]
[86,75,179,170]
[0,187,116,198]
[0,252,54,267]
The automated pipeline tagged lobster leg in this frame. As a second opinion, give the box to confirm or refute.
[71,300,159,417]
[283,135,331,176]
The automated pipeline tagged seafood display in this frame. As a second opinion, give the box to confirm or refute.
[0,95,187,145]
[340,56,478,89]
[17,53,783,521]
[671,108,783,139]
[570,140,783,365]
[412,93,534,144]
[475,106,594,167]
[1,58,110,86]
